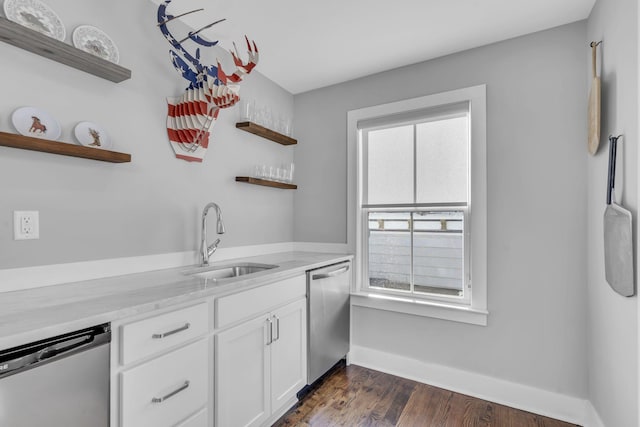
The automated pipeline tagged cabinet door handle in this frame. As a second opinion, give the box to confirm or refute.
[152,323,191,339]
[273,316,280,342]
[266,318,273,345]
[151,380,190,403]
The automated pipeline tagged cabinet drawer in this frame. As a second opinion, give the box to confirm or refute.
[120,303,208,365]
[177,408,207,427]
[216,275,305,329]
[120,339,208,427]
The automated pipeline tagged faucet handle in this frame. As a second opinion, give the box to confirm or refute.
[207,238,221,257]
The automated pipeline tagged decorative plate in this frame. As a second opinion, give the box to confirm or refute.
[11,106,61,140]
[74,121,111,149]
[3,0,65,41]
[72,25,119,63]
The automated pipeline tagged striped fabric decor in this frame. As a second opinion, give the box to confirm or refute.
[166,82,239,162]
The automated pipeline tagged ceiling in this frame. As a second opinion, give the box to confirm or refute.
[151,0,595,94]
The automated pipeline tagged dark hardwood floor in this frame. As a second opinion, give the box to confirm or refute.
[273,364,580,427]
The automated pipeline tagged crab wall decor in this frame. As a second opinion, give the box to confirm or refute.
[157,0,259,162]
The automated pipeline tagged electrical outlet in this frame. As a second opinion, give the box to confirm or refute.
[14,211,39,240]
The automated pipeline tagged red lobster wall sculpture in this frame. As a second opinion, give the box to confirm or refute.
[157,1,258,162]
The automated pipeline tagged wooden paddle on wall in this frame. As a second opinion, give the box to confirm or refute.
[588,41,601,155]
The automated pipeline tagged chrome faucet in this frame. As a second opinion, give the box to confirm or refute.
[200,202,225,266]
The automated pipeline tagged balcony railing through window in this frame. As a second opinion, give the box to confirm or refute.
[367,211,464,297]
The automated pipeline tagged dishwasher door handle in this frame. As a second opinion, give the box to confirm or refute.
[36,334,95,362]
[5,334,93,370]
[312,264,350,280]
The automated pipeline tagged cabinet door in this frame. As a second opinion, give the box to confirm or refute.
[216,315,271,427]
[270,298,307,411]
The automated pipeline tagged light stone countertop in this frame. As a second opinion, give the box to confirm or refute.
[0,251,352,350]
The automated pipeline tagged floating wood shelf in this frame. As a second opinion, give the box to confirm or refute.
[0,132,131,163]
[0,17,131,83]
[235,176,297,189]
[236,122,297,146]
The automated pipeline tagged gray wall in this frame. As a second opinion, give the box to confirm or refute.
[0,0,295,269]
[294,23,589,397]
[587,0,639,425]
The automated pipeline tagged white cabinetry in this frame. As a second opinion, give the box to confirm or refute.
[111,301,212,427]
[119,303,208,365]
[216,313,270,427]
[177,409,208,427]
[215,275,307,427]
[270,299,307,410]
[120,339,208,427]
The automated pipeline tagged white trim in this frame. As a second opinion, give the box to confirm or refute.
[0,242,295,293]
[349,345,588,426]
[351,292,488,326]
[347,85,487,318]
[585,402,606,427]
[211,242,294,261]
[262,396,298,427]
[637,5,640,424]
[292,242,349,253]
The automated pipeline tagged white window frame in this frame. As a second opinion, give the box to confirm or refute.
[347,85,488,326]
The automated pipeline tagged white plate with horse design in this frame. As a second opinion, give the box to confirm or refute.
[3,0,66,41]
[11,106,61,140]
[74,121,111,149]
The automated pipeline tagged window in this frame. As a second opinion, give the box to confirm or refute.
[347,85,487,325]
[362,108,470,303]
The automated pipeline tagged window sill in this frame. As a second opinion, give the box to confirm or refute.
[350,292,488,326]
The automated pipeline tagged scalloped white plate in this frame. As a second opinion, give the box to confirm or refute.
[11,106,61,140]
[74,122,111,150]
[3,0,65,41]
[72,25,119,63]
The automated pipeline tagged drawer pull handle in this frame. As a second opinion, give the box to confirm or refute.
[151,380,190,403]
[152,323,191,339]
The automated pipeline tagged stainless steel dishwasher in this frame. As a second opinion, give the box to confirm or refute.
[306,261,351,385]
[0,323,111,427]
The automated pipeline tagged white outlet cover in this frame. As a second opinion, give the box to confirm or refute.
[14,211,39,240]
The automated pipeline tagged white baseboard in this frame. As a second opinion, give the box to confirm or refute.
[261,396,298,427]
[585,402,606,427]
[350,345,588,426]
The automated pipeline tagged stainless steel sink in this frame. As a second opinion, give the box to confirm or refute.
[184,262,278,280]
